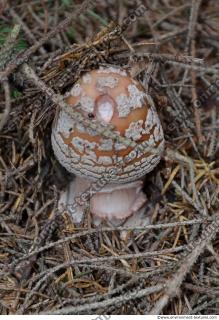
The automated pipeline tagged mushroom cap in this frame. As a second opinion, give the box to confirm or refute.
[52,66,164,183]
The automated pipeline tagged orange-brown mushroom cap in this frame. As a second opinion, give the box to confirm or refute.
[52,66,164,183]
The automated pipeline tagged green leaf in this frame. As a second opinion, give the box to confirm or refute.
[11,90,22,99]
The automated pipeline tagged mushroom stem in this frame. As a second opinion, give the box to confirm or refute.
[58,176,91,224]
[59,176,147,223]
[90,180,147,220]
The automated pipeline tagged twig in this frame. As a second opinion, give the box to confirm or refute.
[191,40,203,144]
[0,0,94,82]
[9,8,46,55]
[6,215,219,269]
[172,180,203,214]
[115,51,204,66]
[43,284,164,315]
[149,218,219,314]
[118,51,219,75]
[178,0,202,96]
[207,108,217,158]
[0,80,11,131]
[18,247,182,313]
[185,0,202,53]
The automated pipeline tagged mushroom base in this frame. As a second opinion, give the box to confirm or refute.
[58,176,147,223]
[89,179,147,220]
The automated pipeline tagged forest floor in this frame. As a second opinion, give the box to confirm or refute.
[0,0,219,315]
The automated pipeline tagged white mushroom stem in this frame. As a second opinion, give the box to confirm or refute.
[90,180,146,220]
[60,176,147,221]
[58,176,90,224]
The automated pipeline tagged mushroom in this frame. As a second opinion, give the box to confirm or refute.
[52,66,164,222]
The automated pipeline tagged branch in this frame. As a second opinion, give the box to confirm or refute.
[0,80,11,131]
[45,284,164,315]
[8,214,219,270]
[149,218,219,314]
[0,0,93,82]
